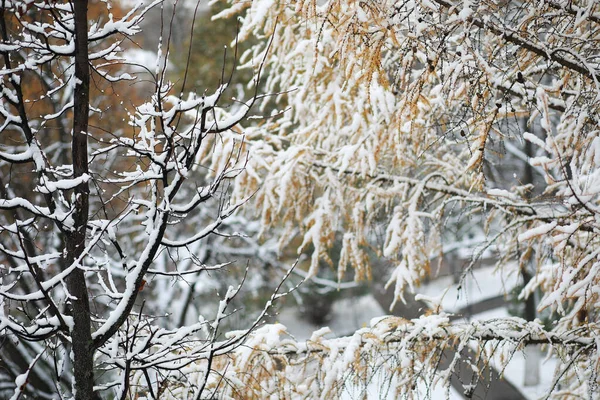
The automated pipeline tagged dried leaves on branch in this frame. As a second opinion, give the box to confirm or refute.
[210,0,600,397]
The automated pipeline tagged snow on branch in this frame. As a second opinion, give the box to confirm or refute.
[152,315,599,398]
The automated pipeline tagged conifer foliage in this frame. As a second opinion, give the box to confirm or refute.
[209,0,600,397]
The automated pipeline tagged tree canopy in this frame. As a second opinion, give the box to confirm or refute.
[210,0,600,397]
[0,0,599,398]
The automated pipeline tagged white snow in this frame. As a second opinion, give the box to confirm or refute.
[518,221,557,242]
[277,294,386,341]
[487,188,516,199]
[416,264,520,314]
[9,373,28,400]
[36,174,91,194]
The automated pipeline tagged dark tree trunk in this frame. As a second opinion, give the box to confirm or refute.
[521,120,537,323]
[68,1,95,399]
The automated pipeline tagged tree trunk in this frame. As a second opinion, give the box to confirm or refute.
[68,1,95,399]
[521,120,540,387]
